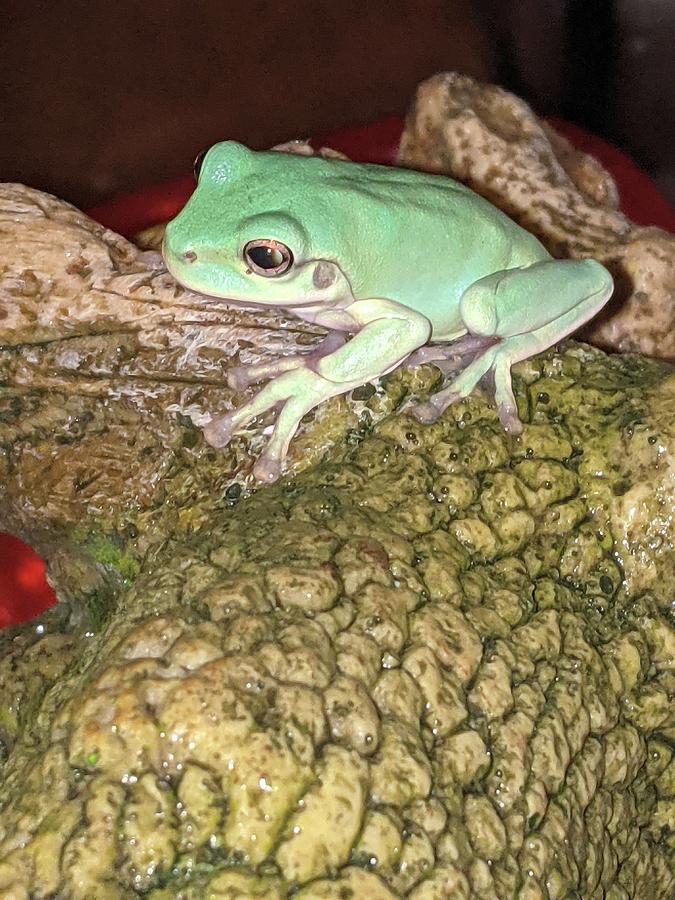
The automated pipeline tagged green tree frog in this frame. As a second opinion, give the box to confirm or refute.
[163,141,613,483]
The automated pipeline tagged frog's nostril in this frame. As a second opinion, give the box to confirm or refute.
[183,250,198,263]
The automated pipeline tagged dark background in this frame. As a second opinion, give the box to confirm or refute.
[1,0,674,209]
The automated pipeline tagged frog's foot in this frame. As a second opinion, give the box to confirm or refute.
[202,412,242,449]
[412,258,613,432]
[227,332,347,390]
[251,392,321,483]
[410,341,523,431]
[409,391,460,424]
[406,336,497,420]
[204,367,345,481]
[208,301,434,482]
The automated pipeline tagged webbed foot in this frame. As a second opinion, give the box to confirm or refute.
[203,302,433,482]
[408,258,614,431]
[202,413,239,449]
[204,367,346,482]
[409,343,513,427]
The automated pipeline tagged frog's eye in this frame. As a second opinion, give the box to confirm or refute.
[243,239,294,277]
[193,150,208,180]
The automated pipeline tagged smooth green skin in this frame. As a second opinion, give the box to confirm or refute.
[163,141,613,482]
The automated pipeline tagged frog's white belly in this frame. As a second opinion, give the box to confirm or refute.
[428,311,468,343]
[381,266,483,343]
[401,291,467,344]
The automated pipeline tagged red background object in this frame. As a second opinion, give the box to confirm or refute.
[88,117,675,237]
[0,534,55,628]
[2,118,674,629]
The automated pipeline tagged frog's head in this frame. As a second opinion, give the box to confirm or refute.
[163,141,352,308]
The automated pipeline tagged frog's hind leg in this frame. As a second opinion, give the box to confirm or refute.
[405,335,497,377]
[411,344,501,425]
[410,258,613,432]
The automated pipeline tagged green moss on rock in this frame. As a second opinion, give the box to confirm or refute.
[75,529,141,584]
[1,344,673,898]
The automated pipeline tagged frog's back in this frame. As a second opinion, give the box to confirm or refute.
[315,153,548,258]
[306,154,544,273]
[263,149,547,260]
[246,150,550,334]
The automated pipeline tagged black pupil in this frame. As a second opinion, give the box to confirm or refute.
[248,245,284,270]
[194,150,207,179]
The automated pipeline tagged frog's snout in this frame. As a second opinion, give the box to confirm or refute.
[162,219,199,268]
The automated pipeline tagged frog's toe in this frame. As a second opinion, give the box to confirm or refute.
[252,453,283,484]
[497,403,523,435]
[409,399,444,424]
[203,414,237,449]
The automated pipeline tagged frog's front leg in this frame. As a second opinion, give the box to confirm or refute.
[227,332,347,390]
[204,299,432,482]
[411,258,613,432]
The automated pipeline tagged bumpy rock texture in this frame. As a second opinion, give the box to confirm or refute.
[1,339,674,898]
[399,72,675,362]
[0,76,674,898]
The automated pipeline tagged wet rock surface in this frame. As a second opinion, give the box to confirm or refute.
[0,182,339,609]
[1,325,674,895]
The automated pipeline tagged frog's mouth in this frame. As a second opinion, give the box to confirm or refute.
[161,236,247,301]
[164,237,356,311]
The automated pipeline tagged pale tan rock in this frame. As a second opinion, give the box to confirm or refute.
[399,72,675,361]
